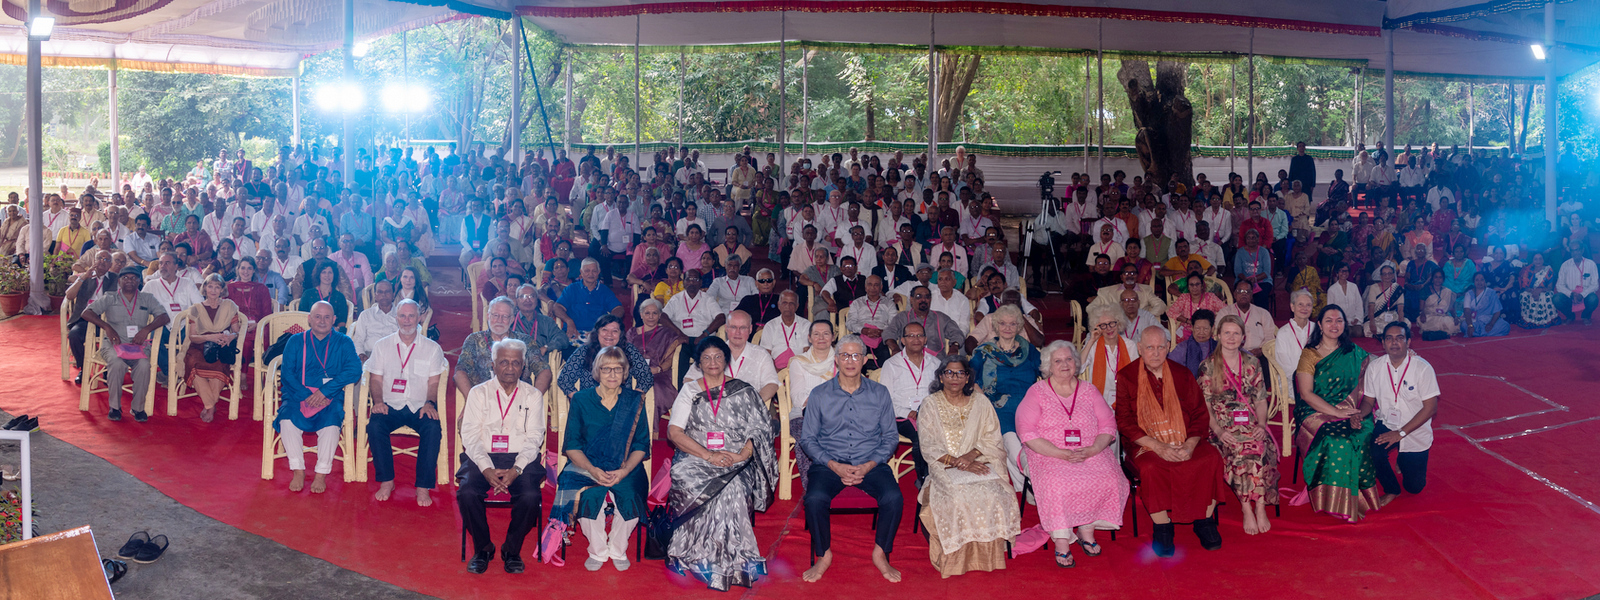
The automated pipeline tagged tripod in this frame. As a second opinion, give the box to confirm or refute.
[1023,197,1068,296]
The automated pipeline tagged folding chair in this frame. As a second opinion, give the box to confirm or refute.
[355,369,452,486]
[259,355,359,483]
[251,311,310,420]
[164,314,249,420]
[77,320,159,413]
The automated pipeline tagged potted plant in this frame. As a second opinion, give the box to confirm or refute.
[0,260,26,316]
[42,252,76,314]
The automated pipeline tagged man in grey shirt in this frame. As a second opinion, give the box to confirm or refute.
[80,266,170,421]
[798,335,904,584]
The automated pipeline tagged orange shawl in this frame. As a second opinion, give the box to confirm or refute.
[1135,361,1187,446]
[1091,335,1134,391]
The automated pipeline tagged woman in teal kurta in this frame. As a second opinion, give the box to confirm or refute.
[553,347,651,570]
[1292,305,1377,523]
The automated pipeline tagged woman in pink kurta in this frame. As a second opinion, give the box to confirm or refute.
[1016,341,1129,568]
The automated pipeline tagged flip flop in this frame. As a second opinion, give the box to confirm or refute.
[1055,551,1075,568]
[114,531,150,560]
[102,559,128,585]
[1076,540,1103,557]
[130,534,168,564]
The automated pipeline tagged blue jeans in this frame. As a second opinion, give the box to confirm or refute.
[1369,422,1429,495]
[366,405,442,489]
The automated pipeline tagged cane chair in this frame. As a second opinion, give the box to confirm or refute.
[356,370,452,485]
[164,313,249,419]
[1261,339,1296,457]
[259,355,359,482]
[77,320,160,413]
[466,261,488,332]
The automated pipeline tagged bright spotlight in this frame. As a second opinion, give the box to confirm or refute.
[380,83,430,113]
[316,81,364,113]
[352,40,371,58]
[28,17,54,41]
[1531,44,1546,61]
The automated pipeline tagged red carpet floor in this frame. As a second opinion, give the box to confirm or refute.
[11,304,1600,598]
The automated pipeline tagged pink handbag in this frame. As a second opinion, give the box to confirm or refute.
[538,520,567,566]
[1012,525,1050,556]
[647,459,672,506]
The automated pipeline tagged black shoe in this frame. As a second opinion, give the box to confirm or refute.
[114,531,150,560]
[129,534,168,564]
[1152,523,1176,558]
[74,373,82,386]
[108,409,123,422]
[1194,515,1222,551]
[467,546,494,574]
[503,551,525,574]
[2,415,25,430]
[133,411,148,423]
[15,417,37,432]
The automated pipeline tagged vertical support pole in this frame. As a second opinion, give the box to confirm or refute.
[109,64,120,191]
[802,51,809,161]
[1355,68,1363,145]
[1228,62,1235,173]
[1096,19,1104,177]
[1384,29,1395,161]
[25,0,43,312]
[1467,82,1474,151]
[1247,29,1255,179]
[510,20,523,162]
[403,30,411,146]
[291,62,301,146]
[1543,1,1557,223]
[778,13,787,172]
[342,0,355,191]
[1084,55,1090,176]
[564,55,573,152]
[634,14,641,171]
[928,13,937,163]
[678,52,685,147]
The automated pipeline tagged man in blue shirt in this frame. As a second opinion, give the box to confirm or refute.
[799,335,904,584]
[274,302,363,494]
[554,258,623,341]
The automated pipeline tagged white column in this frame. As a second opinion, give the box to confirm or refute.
[1228,62,1235,173]
[1247,29,1255,178]
[1096,20,1104,176]
[778,13,787,172]
[1083,55,1090,176]
[1467,82,1474,151]
[1543,1,1557,222]
[927,14,937,161]
[342,0,355,190]
[802,52,809,160]
[1384,29,1395,158]
[510,18,524,163]
[564,56,573,152]
[291,64,301,146]
[1354,68,1362,145]
[634,14,641,171]
[109,65,120,191]
[678,52,685,147]
[25,0,43,312]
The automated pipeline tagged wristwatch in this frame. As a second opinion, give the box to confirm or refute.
[1397,430,1408,438]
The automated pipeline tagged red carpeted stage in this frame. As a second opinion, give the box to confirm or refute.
[9,309,1600,599]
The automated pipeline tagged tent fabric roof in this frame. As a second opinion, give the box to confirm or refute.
[0,0,1592,79]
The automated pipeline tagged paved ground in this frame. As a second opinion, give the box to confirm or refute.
[0,408,434,600]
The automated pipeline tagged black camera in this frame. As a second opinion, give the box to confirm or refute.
[1038,170,1061,200]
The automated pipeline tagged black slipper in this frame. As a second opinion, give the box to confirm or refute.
[17,417,37,432]
[108,409,123,422]
[130,534,168,564]
[2,415,25,430]
[115,531,150,560]
[102,559,128,584]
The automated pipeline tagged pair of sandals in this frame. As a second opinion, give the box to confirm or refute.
[115,531,170,565]
[1055,540,1102,568]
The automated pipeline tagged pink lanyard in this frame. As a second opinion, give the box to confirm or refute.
[496,387,518,421]
[1057,381,1082,419]
[300,333,331,389]
[703,377,726,418]
[1221,351,1248,399]
[903,354,927,389]
[396,342,416,372]
[1387,356,1412,400]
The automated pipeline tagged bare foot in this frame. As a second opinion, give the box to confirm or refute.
[417,488,433,507]
[1377,493,1399,509]
[289,470,305,492]
[375,481,395,501]
[1241,508,1260,535]
[1254,502,1272,533]
[801,550,832,582]
[311,473,327,494]
[870,545,901,583]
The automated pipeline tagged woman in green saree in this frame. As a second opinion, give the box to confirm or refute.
[1292,304,1379,523]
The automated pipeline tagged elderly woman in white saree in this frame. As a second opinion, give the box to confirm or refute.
[666,337,778,591]
[917,355,1022,577]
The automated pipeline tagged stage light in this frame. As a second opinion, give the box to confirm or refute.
[28,17,54,41]
[380,83,430,113]
[353,41,371,58]
[1531,44,1546,61]
[316,81,364,113]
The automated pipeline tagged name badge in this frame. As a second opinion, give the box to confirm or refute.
[491,434,510,453]
[169,303,180,312]
[705,431,726,450]
[1232,409,1251,425]
[1062,429,1082,446]
[125,325,139,338]
[322,377,332,386]
[682,318,694,329]
[390,379,408,394]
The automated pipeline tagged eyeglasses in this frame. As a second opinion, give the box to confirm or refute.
[1381,335,1409,342]
[598,366,627,375]
[837,352,865,361]
[757,278,774,283]
[902,333,926,338]
[940,370,967,377]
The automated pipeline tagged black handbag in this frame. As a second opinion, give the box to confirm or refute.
[642,504,675,560]
[203,341,239,365]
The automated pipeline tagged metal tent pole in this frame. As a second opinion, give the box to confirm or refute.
[509,21,522,162]
[1247,28,1255,179]
[1355,68,1363,145]
[928,14,937,163]
[24,0,43,313]
[634,14,641,171]
[1384,29,1395,160]
[1543,1,1557,223]
[802,51,809,161]
[1229,62,1235,173]
[109,63,120,191]
[291,62,301,146]
[342,0,355,190]
[1096,19,1104,177]
[564,55,573,152]
[518,18,558,159]
[779,12,786,172]
[678,52,685,147]
[1467,82,1474,151]
[1084,55,1090,176]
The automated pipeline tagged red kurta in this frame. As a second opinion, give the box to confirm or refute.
[1114,359,1229,523]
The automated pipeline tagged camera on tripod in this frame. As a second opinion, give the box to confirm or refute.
[1038,170,1061,201]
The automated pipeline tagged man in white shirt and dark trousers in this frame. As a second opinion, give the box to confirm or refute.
[878,322,939,486]
[1555,244,1599,325]
[364,300,449,506]
[1363,323,1439,506]
[457,338,547,575]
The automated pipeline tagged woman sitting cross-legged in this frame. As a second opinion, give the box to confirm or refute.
[916,355,1021,577]
[554,346,652,572]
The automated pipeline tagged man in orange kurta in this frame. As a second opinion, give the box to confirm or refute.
[1114,326,1228,557]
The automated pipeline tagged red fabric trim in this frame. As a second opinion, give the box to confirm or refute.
[520,1,1379,36]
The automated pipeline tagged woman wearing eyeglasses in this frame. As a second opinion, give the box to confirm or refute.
[785,319,837,491]
[1077,305,1136,404]
[1016,340,1126,568]
[916,355,1020,577]
[553,347,651,571]
[968,304,1041,491]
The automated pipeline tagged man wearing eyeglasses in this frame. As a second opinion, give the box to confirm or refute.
[684,310,777,402]
[800,335,904,584]
[878,322,937,487]
[883,284,964,357]
[510,283,568,366]
[709,254,757,314]
[733,268,782,326]
[1362,323,1439,508]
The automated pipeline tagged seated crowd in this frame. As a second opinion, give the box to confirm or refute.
[58,138,1589,588]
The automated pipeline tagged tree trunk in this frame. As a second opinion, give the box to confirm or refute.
[865,94,876,141]
[935,54,981,142]
[1117,60,1194,189]
[1517,83,1533,154]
